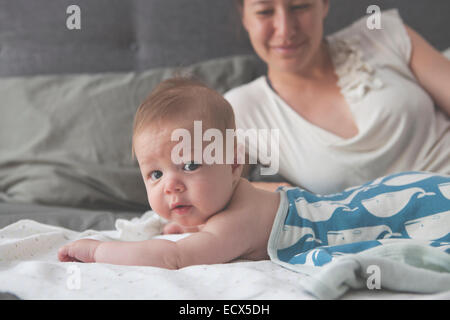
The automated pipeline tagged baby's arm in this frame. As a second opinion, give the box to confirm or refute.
[58,238,182,269]
[58,220,252,269]
[58,210,252,268]
[58,179,276,268]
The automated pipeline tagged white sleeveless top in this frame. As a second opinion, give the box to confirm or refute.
[224,9,450,194]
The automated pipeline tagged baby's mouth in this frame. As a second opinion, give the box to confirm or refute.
[171,204,193,215]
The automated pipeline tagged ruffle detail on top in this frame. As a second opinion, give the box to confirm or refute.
[328,37,384,104]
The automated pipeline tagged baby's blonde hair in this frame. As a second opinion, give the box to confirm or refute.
[132,76,236,157]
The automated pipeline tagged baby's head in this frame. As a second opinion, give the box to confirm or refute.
[132,77,243,227]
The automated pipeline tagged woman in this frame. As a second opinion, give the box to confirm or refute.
[225,0,450,194]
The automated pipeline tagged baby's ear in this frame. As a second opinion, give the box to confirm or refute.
[234,142,246,165]
[231,162,242,172]
[231,142,244,180]
[231,162,243,187]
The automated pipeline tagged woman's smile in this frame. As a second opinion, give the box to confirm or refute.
[270,40,308,55]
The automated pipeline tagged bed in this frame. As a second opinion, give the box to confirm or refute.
[0,0,449,300]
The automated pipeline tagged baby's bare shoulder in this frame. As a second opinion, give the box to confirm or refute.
[198,179,281,261]
[231,178,279,211]
[228,178,256,205]
[206,179,279,230]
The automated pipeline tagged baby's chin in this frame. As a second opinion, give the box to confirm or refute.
[173,208,217,227]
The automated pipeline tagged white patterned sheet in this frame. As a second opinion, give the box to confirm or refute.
[0,212,448,300]
[0,214,312,300]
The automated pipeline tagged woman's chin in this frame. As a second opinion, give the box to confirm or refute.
[270,59,306,74]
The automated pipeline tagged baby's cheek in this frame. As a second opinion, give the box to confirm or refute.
[148,191,168,217]
[197,183,232,213]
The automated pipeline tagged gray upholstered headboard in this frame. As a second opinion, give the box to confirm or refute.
[0,0,449,77]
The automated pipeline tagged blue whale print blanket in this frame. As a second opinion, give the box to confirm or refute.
[268,171,450,298]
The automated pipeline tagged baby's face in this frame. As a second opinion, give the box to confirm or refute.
[134,121,239,227]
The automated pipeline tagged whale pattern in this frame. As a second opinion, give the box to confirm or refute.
[271,172,450,267]
[404,211,450,240]
[361,188,434,218]
[439,182,450,200]
[277,225,322,250]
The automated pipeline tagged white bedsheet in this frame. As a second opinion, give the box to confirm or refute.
[0,212,448,300]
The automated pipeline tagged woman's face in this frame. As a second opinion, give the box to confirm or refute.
[241,0,329,74]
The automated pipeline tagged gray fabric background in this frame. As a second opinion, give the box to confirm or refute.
[0,55,263,212]
[0,0,449,77]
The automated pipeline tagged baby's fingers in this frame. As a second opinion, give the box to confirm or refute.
[58,244,80,262]
[57,245,70,262]
[163,223,184,234]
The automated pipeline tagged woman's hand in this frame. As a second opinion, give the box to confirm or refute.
[58,239,101,263]
[242,163,293,192]
[251,181,292,192]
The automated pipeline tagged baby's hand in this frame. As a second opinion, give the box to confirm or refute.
[163,222,202,234]
[58,239,101,263]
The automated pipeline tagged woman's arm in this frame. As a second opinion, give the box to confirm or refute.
[406,25,450,116]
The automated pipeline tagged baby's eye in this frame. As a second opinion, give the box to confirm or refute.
[149,170,163,181]
[183,161,201,172]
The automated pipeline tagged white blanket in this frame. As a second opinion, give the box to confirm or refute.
[0,212,448,300]
[0,212,313,299]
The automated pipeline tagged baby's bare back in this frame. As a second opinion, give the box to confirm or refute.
[208,179,281,261]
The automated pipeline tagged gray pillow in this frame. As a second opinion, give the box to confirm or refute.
[0,54,264,211]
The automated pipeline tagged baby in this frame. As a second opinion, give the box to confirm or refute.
[58,77,450,269]
[58,77,281,268]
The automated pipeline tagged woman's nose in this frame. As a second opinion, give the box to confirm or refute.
[164,178,186,194]
[274,8,297,40]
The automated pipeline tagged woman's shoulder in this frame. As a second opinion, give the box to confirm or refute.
[328,8,412,63]
[330,8,405,38]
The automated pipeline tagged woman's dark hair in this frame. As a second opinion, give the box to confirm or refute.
[231,0,246,40]
[233,0,243,17]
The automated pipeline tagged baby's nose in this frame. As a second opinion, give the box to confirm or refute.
[164,178,186,194]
